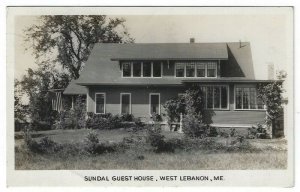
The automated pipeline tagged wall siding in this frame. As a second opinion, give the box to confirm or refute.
[87,85,266,125]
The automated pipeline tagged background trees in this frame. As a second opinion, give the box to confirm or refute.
[15,15,133,130]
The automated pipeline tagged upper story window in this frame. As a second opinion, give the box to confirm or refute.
[122,62,131,77]
[122,61,162,78]
[207,62,217,77]
[175,61,218,78]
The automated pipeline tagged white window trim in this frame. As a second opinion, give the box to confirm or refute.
[120,93,132,114]
[149,93,161,115]
[95,92,106,114]
[174,61,218,78]
[202,84,230,110]
[121,61,163,78]
[233,84,266,111]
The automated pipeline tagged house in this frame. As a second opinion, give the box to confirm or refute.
[64,40,276,128]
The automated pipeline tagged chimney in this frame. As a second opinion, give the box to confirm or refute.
[190,38,195,43]
[267,62,274,80]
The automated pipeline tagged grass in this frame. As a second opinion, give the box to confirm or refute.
[15,129,287,170]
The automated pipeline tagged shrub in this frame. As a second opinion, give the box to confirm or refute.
[163,96,186,123]
[83,131,119,154]
[86,113,122,129]
[207,126,219,137]
[182,115,207,138]
[121,114,134,122]
[146,123,174,153]
[25,136,61,154]
[55,97,86,129]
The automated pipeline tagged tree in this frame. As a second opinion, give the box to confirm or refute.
[24,15,134,79]
[257,71,286,137]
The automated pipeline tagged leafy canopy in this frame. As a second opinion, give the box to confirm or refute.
[24,15,134,79]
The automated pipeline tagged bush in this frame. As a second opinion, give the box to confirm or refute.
[146,123,174,153]
[182,115,207,138]
[26,136,61,154]
[83,131,119,154]
[121,114,134,122]
[86,113,122,129]
[55,97,86,129]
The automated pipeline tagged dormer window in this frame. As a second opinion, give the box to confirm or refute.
[122,62,131,77]
[122,61,162,78]
[207,62,217,77]
[175,61,218,78]
[132,61,141,77]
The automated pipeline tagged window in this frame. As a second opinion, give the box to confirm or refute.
[186,63,195,77]
[143,62,151,77]
[153,62,162,77]
[207,62,217,77]
[122,61,161,77]
[175,61,218,77]
[176,63,185,77]
[122,62,131,77]
[121,93,131,114]
[201,85,228,110]
[150,93,160,114]
[132,62,141,77]
[95,93,105,114]
[235,86,264,110]
[196,63,206,77]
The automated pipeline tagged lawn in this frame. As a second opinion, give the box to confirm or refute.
[15,129,287,170]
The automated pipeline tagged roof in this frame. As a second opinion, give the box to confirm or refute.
[64,42,261,94]
[63,79,87,95]
[108,43,228,60]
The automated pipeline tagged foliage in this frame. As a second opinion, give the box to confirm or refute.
[55,96,87,129]
[152,113,163,122]
[163,95,186,123]
[25,136,61,154]
[86,113,122,129]
[182,115,208,138]
[24,15,134,79]
[83,131,118,155]
[145,123,175,153]
[247,123,267,139]
[257,72,285,136]
[121,114,134,122]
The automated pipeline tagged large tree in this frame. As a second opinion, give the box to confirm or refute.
[25,15,134,79]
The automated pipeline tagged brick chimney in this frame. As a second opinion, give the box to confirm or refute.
[190,38,195,43]
[267,62,274,80]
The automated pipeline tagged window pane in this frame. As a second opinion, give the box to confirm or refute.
[121,94,130,114]
[176,63,185,77]
[207,87,213,109]
[243,88,250,109]
[186,63,195,77]
[150,94,160,114]
[122,62,131,77]
[235,88,242,109]
[250,88,256,109]
[132,62,141,77]
[143,62,151,77]
[196,63,205,77]
[207,62,217,77]
[213,87,220,109]
[96,94,105,113]
[153,62,161,77]
[221,86,228,109]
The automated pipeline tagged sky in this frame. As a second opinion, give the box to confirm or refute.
[14,8,293,80]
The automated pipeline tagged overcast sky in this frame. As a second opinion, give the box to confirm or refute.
[14,8,293,80]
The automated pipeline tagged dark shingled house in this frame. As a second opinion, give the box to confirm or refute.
[64,41,274,127]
